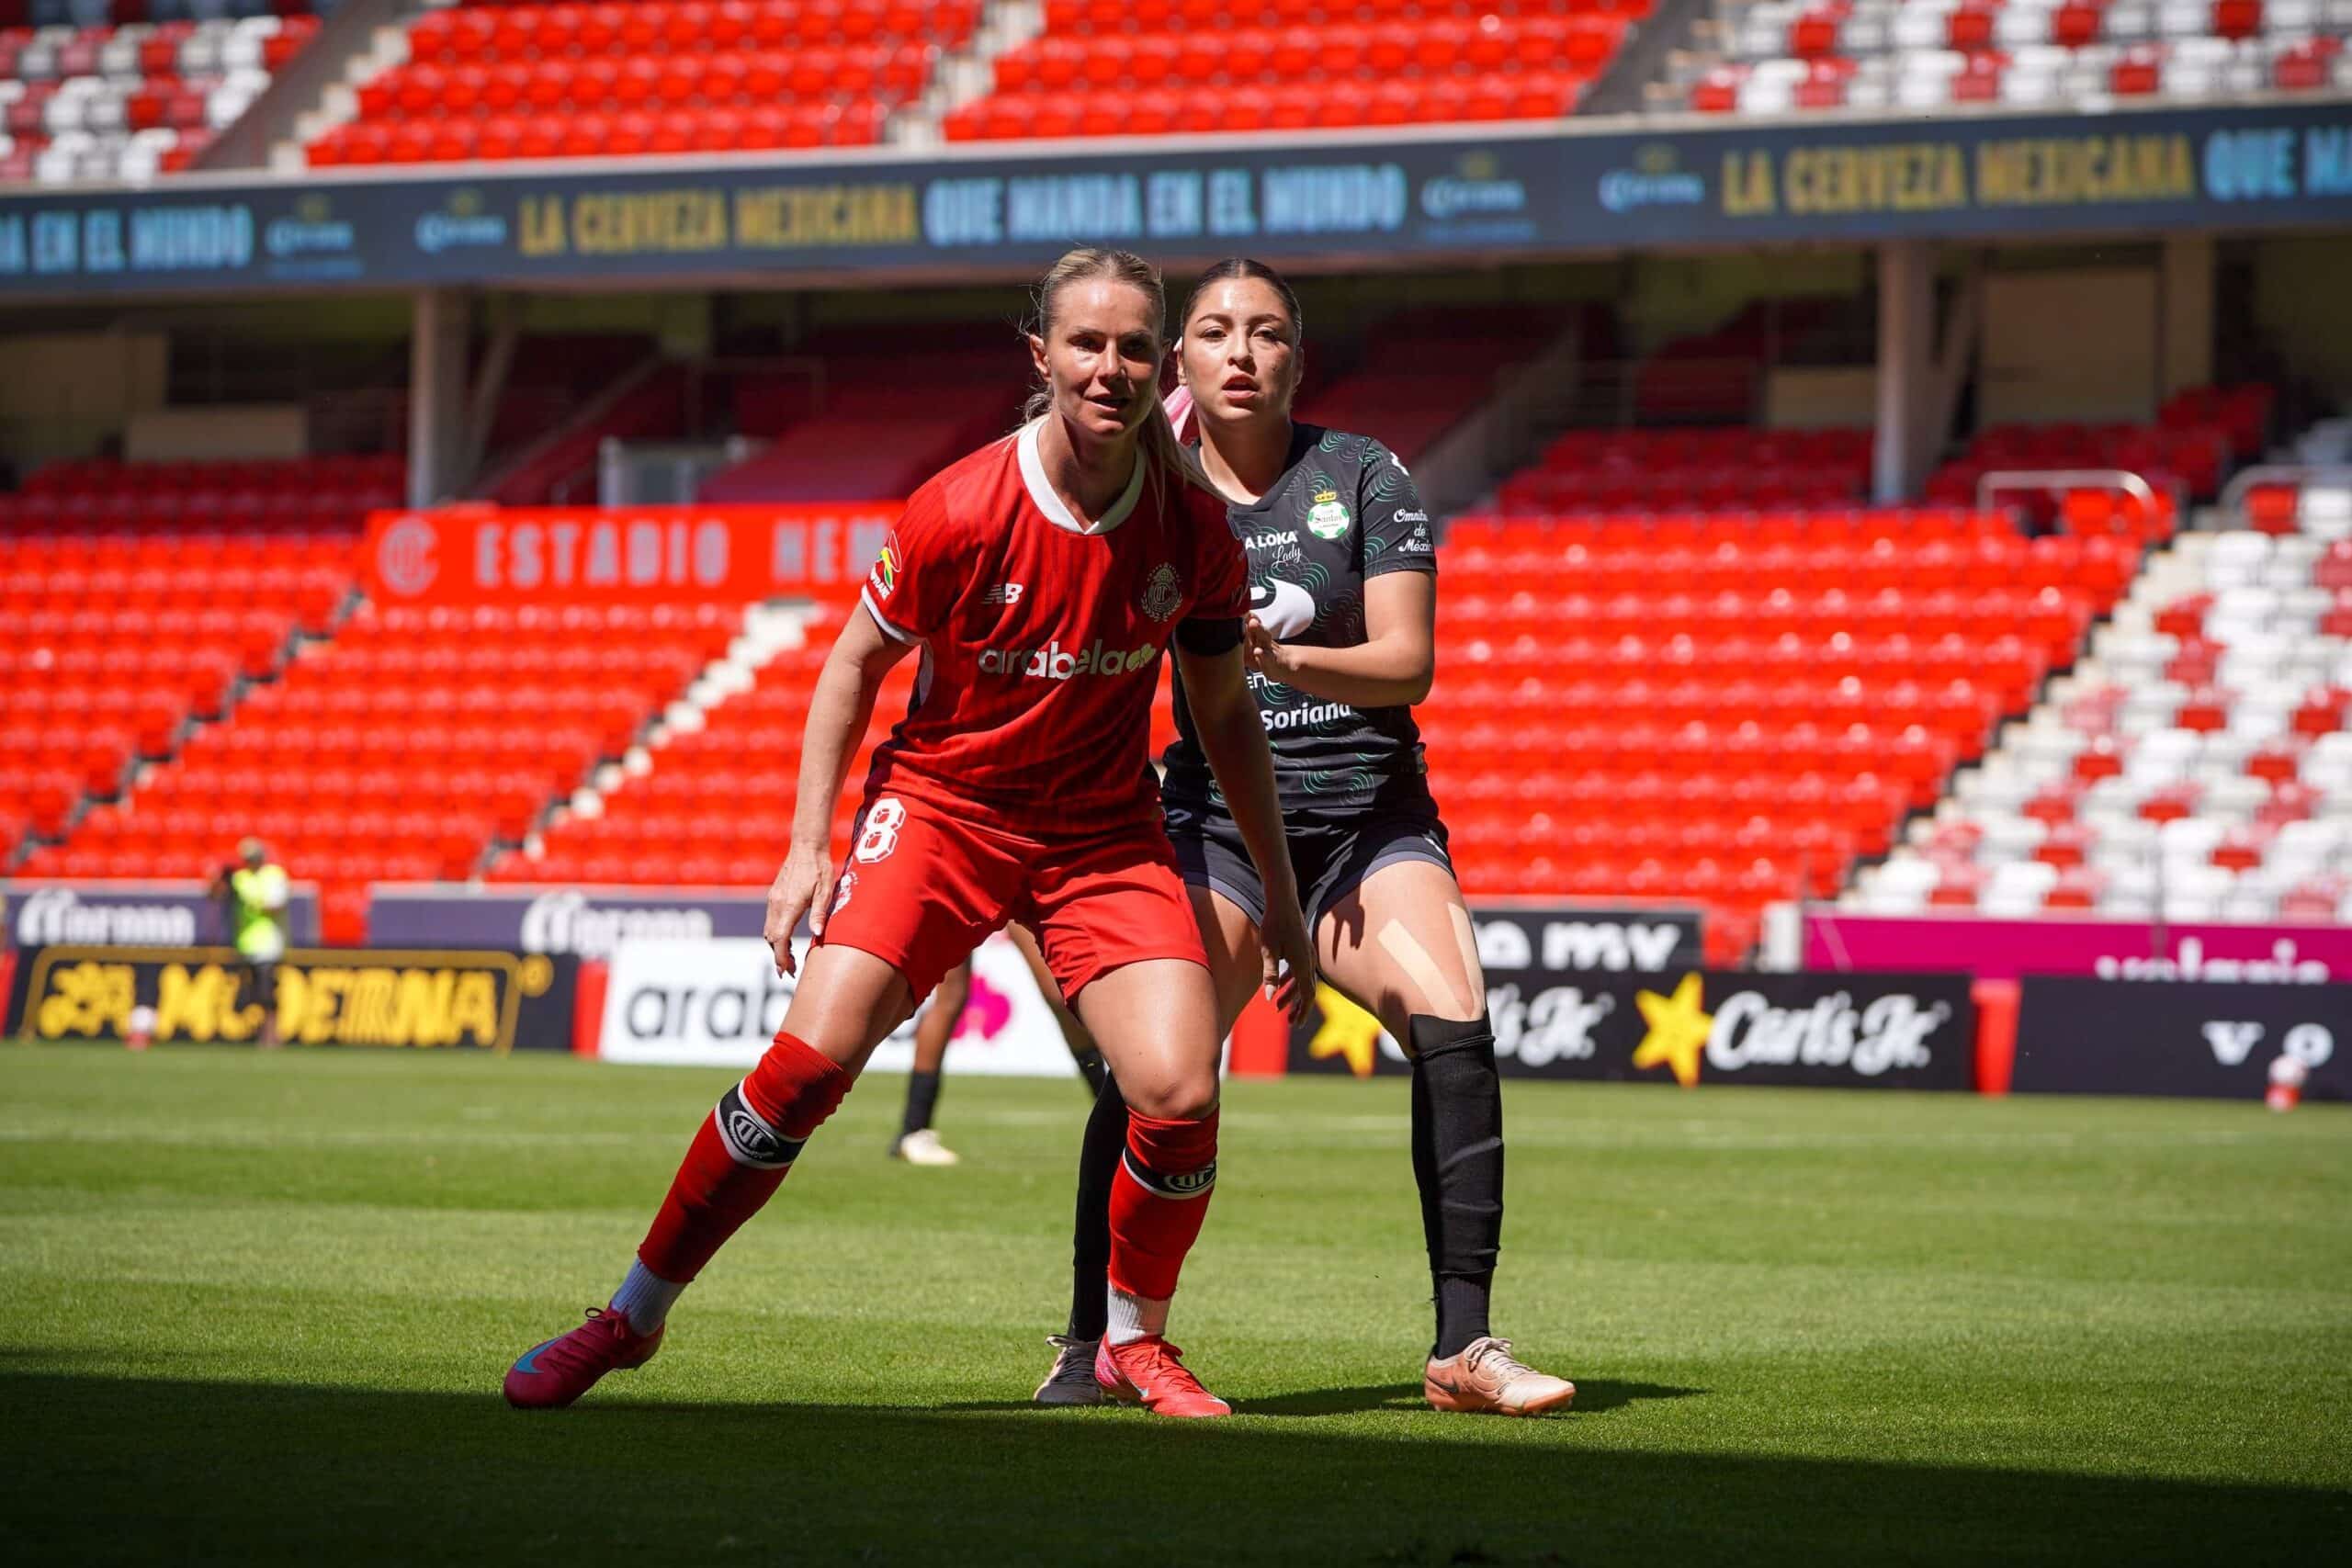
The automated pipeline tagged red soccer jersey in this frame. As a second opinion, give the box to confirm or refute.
[856,420,1248,836]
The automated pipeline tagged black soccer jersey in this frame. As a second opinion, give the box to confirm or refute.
[1160,423,1439,817]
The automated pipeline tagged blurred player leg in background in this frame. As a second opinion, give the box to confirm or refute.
[1007,921,1110,1096]
[893,959,967,1167]
[894,929,1109,1172]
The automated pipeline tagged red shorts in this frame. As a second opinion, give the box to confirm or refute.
[815,791,1207,1004]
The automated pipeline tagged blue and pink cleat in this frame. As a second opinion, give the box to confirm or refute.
[503,1307,664,1409]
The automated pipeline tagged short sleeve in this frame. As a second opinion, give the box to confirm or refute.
[861,481,960,643]
[1182,488,1249,625]
[1358,439,1437,581]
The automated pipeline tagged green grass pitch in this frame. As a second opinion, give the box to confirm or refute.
[2,1043,2346,1564]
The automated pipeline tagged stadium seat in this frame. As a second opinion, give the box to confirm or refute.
[0,10,318,182]
[311,0,971,164]
[1663,0,2337,112]
[1851,487,2352,917]
[944,0,1644,140]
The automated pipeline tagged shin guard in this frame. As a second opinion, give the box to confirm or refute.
[637,1031,852,1282]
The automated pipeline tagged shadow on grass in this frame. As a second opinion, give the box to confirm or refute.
[1238,1380,1706,1418]
[4,1371,2343,1566]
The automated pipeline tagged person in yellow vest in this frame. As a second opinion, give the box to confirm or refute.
[217,839,289,1049]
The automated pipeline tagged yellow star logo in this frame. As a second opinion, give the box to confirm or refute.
[1632,972,1713,1089]
[1306,984,1385,1077]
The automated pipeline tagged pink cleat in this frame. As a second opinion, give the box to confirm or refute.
[1094,1336,1232,1419]
[503,1307,664,1410]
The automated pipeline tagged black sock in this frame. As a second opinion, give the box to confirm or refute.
[1072,1048,1110,1099]
[1066,1070,1125,1341]
[899,1070,943,1138]
[1410,1014,1503,1359]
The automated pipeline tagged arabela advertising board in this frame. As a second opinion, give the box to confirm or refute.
[2011,977,2349,1100]
[361,502,898,608]
[2,880,322,953]
[1802,910,2352,983]
[1292,966,1974,1091]
[597,932,1087,1077]
[4,945,576,1053]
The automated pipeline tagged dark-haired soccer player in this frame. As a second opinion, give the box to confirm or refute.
[503,247,1314,1420]
[1035,259,1574,1417]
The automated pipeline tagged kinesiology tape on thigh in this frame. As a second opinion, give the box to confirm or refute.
[1408,1013,1503,1278]
[1120,1110,1219,1200]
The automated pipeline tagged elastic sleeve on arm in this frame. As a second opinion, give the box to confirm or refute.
[1175,615,1244,656]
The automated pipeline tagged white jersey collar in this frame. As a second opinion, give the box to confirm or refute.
[1018,418,1144,536]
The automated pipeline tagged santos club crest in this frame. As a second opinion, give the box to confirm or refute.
[1140,562,1182,622]
[1306,489,1352,541]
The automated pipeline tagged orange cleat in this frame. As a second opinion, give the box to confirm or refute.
[503,1307,664,1410]
[1422,1337,1575,1417]
[1094,1336,1232,1418]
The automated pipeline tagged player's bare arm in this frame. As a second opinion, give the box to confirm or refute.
[1172,638,1315,1021]
[764,603,916,976]
[1242,570,1435,709]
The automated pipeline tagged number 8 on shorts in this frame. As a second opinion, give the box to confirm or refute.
[854,797,907,863]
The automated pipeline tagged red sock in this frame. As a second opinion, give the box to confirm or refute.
[1106,1110,1219,1301]
[638,1032,853,1282]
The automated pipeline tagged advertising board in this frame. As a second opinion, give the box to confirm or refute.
[2011,977,2349,1100]
[1803,911,2352,983]
[596,932,1088,1077]
[5,945,576,1053]
[5,104,2344,298]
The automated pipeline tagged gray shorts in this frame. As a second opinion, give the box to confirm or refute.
[1163,802,1454,928]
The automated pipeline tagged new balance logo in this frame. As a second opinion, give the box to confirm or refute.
[982,582,1024,605]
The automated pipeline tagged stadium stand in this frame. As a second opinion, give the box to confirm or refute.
[1675,0,2352,112]
[0,5,325,184]
[0,481,386,894]
[1851,491,2352,922]
[1425,497,2135,959]
[1920,385,2277,530]
[698,321,1024,502]
[1294,305,1578,468]
[1493,425,1873,512]
[305,0,979,164]
[941,0,1649,140]
[0,452,401,534]
[20,597,742,942]
[489,601,922,887]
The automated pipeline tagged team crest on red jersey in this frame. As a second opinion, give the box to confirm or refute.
[1140,562,1182,623]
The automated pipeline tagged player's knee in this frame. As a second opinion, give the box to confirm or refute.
[1120,1070,1218,1123]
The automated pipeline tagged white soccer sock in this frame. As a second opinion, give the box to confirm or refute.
[609,1261,686,1333]
[1104,1285,1170,1346]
